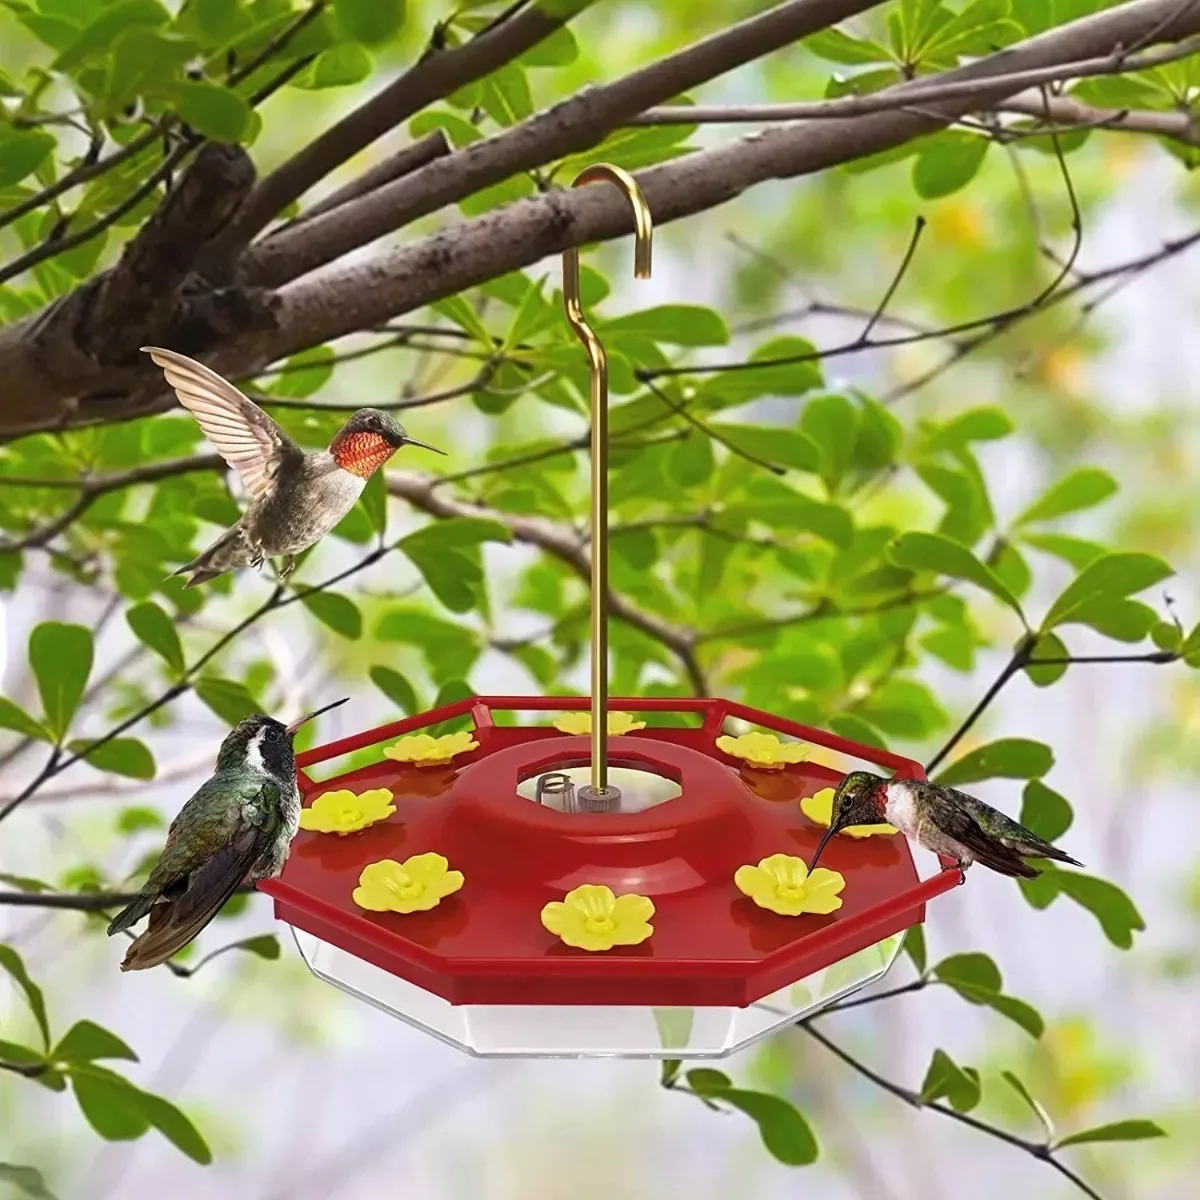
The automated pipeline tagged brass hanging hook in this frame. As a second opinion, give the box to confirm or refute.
[562,164,653,804]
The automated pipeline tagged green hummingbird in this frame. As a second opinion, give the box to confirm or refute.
[809,770,1083,878]
[107,697,349,971]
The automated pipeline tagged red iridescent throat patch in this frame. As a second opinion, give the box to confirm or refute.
[331,431,395,479]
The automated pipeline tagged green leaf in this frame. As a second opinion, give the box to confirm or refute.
[1024,632,1067,687]
[1002,1071,1054,1135]
[721,1090,819,1166]
[709,424,820,472]
[919,1048,980,1112]
[300,40,373,88]
[0,874,53,893]
[935,738,1053,787]
[981,992,1045,1039]
[0,1164,58,1199]
[801,393,860,493]
[1020,779,1073,841]
[125,601,184,674]
[902,925,927,973]
[71,1067,148,1140]
[933,952,1001,994]
[233,934,280,960]
[116,806,165,834]
[270,346,334,398]
[172,82,252,141]
[1067,597,1157,644]
[0,945,50,1050]
[1041,553,1174,632]
[68,737,156,780]
[333,0,406,45]
[887,532,1025,622]
[52,0,170,72]
[369,665,419,715]
[1054,1120,1167,1150]
[1015,466,1118,526]
[194,676,261,725]
[1021,532,1109,571]
[360,471,387,537]
[805,26,890,63]
[912,132,990,198]
[926,406,1013,449]
[1046,869,1145,949]
[53,1021,137,1065]
[652,1007,695,1051]
[0,697,49,741]
[376,607,480,681]
[0,130,58,188]
[69,1065,212,1163]
[301,592,362,640]
[601,305,729,347]
[686,1067,733,1095]
[29,621,93,740]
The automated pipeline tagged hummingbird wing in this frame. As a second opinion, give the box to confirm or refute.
[120,776,283,971]
[935,796,1041,878]
[143,347,302,502]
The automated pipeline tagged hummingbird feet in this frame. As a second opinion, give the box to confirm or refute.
[274,555,297,583]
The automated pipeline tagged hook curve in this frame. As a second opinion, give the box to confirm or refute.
[561,164,654,799]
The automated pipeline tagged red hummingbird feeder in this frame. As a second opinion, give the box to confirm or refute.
[258,165,963,1058]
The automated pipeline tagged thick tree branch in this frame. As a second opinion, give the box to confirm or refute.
[246,0,886,286]
[218,0,596,252]
[5,0,1196,439]
[259,0,1200,361]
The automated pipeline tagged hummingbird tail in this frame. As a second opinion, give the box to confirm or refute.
[120,827,268,972]
[106,890,157,937]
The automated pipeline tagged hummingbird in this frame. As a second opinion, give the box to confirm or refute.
[143,346,445,587]
[107,697,349,971]
[809,770,1083,879]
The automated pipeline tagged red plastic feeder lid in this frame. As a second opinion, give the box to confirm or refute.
[259,696,961,1007]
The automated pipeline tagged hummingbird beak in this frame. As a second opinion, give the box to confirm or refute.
[401,434,446,455]
[809,826,837,872]
[286,696,350,736]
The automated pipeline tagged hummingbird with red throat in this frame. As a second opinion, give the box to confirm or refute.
[809,770,1083,879]
[144,347,444,587]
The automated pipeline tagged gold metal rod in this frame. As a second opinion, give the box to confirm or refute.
[561,164,653,796]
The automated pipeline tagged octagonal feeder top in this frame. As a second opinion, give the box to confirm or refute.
[259,696,963,1008]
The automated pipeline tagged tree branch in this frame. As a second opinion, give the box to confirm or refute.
[383,469,707,694]
[258,0,1200,362]
[0,886,256,911]
[217,0,596,252]
[245,0,887,287]
[0,455,224,552]
[802,1025,1106,1200]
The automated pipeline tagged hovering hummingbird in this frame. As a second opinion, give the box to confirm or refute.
[107,697,349,971]
[809,770,1083,879]
[143,346,445,587]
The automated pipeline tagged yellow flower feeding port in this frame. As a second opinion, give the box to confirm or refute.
[258,165,963,1059]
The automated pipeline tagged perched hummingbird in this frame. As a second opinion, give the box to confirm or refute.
[143,346,445,587]
[107,697,349,971]
[809,770,1083,879]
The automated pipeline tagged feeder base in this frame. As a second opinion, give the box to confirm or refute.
[290,927,904,1059]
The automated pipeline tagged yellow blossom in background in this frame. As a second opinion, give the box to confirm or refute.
[801,787,897,838]
[352,853,464,914]
[734,854,845,917]
[299,788,396,835]
[382,730,479,767]
[541,884,655,951]
[551,711,647,735]
[716,731,809,770]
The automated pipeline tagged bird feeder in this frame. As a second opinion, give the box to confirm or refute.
[258,165,963,1058]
